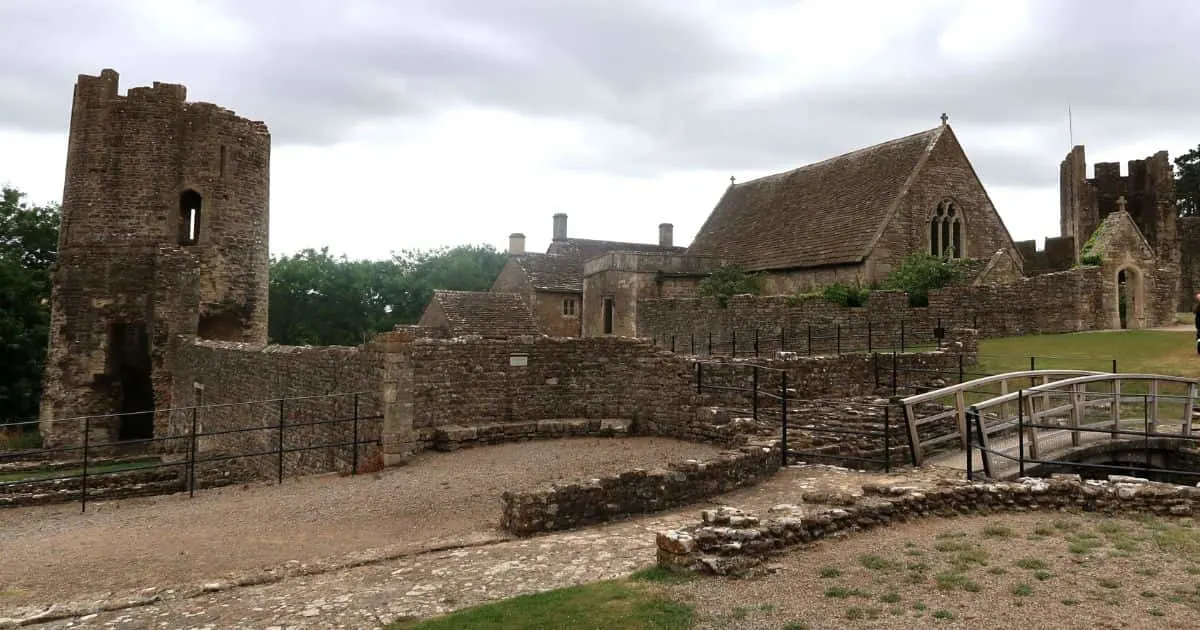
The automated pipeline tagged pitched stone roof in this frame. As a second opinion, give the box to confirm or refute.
[424,290,540,338]
[508,239,687,293]
[686,126,945,271]
[508,253,584,292]
[547,238,686,260]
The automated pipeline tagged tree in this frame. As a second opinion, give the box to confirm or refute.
[0,186,60,426]
[883,252,967,307]
[697,265,765,307]
[267,244,508,346]
[1176,145,1200,218]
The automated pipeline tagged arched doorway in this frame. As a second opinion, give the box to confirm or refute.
[1116,266,1145,329]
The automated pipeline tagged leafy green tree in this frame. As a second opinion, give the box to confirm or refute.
[883,253,967,307]
[0,187,60,425]
[698,265,765,307]
[1176,145,1200,218]
[267,244,508,346]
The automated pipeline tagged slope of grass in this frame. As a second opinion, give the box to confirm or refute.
[976,330,1198,378]
[386,568,695,630]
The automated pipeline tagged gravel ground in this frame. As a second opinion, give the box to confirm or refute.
[0,436,721,612]
[14,465,944,628]
[669,511,1200,630]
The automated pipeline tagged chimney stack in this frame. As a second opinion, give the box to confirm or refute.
[508,233,526,255]
[552,213,568,241]
[659,223,674,248]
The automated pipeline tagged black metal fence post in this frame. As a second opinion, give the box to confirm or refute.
[732,329,737,358]
[754,329,759,357]
[707,332,712,356]
[690,333,695,355]
[1018,390,1026,478]
[1029,356,1036,372]
[867,320,873,353]
[780,371,789,467]
[965,406,975,481]
[189,404,199,497]
[883,405,891,473]
[900,320,906,352]
[696,363,703,394]
[780,328,786,353]
[836,324,842,355]
[891,352,898,396]
[670,335,676,353]
[81,417,90,513]
[1112,358,1118,373]
[807,325,812,355]
[352,393,361,475]
[958,353,965,384]
[752,366,759,420]
[872,352,880,388]
[278,398,285,484]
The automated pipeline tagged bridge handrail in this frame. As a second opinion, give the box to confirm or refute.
[900,370,1104,406]
[970,373,1200,411]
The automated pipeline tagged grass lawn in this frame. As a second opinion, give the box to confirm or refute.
[975,329,1199,378]
[0,458,163,483]
[385,568,694,630]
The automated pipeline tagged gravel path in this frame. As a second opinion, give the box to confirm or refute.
[0,436,721,614]
[13,464,941,628]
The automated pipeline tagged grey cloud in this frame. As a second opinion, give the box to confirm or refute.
[4,0,1200,194]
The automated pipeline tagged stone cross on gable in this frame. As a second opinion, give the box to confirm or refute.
[730,175,736,185]
[1116,196,1128,213]
[940,112,948,125]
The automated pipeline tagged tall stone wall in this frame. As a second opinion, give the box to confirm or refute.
[371,334,973,453]
[637,267,1114,350]
[1179,216,1200,311]
[40,68,271,450]
[168,341,384,480]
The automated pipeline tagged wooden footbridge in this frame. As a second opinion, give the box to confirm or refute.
[898,371,1200,481]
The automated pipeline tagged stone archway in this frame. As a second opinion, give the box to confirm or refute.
[1116,266,1146,329]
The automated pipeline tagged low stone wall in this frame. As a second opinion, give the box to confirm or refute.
[169,340,385,482]
[656,474,1200,575]
[422,418,631,452]
[500,440,781,536]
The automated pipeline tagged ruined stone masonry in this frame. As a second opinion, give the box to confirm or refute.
[40,69,270,449]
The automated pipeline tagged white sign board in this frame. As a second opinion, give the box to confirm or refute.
[509,353,529,367]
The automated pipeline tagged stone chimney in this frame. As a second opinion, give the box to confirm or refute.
[552,213,568,241]
[658,223,674,248]
[508,233,525,255]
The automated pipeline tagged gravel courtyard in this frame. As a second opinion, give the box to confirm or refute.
[0,436,722,615]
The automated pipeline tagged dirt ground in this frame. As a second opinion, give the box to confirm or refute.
[671,512,1200,630]
[4,463,946,628]
[0,436,723,613]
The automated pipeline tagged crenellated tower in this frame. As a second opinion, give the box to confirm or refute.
[39,69,271,448]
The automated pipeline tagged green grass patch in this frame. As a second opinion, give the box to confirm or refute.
[629,567,693,585]
[976,330,1200,378]
[0,458,161,483]
[384,579,693,630]
[935,571,980,592]
[858,554,901,572]
[1012,583,1034,597]
[825,586,872,599]
[1015,558,1049,571]
[818,566,842,578]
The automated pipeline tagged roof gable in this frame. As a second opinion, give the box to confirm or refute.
[1089,210,1157,261]
[423,290,541,338]
[686,126,943,270]
[508,253,585,292]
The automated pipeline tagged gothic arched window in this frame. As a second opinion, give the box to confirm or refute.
[929,200,963,258]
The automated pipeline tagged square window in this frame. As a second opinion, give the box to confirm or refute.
[563,299,576,316]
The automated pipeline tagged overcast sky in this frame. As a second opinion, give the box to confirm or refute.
[3,0,1199,260]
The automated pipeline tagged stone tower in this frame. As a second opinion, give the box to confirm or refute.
[1060,145,1178,269]
[39,69,271,448]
